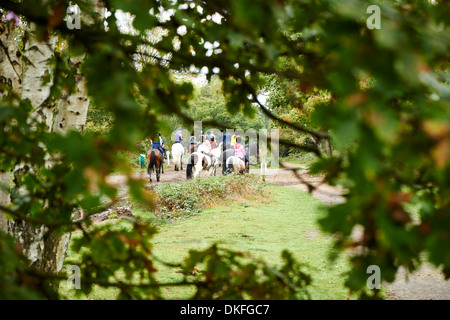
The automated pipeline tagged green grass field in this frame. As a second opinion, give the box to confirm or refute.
[62,184,360,300]
[151,185,354,300]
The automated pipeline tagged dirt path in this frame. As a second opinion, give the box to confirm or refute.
[264,163,450,300]
[105,162,345,205]
[260,162,345,205]
[105,162,450,300]
[384,264,450,300]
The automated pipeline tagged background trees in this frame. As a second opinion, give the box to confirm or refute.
[0,0,449,299]
[186,76,266,133]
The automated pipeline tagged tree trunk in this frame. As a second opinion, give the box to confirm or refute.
[52,1,105,134]
[0,14,22,94]
[2,2,104,275]
[310,132,332,157]
[6,23,69,274]
[21,24,56,130]
[0,172,9,233]
[7,2,105,274]
[0,14,22,233]
[52,55,89,133]
[324,137,332,156]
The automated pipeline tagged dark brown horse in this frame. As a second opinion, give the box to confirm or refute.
[147,148,164,182]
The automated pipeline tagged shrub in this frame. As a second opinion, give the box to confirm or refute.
[152,174,266,220]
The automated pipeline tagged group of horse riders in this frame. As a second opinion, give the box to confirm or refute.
[189,129,250,173]
[150,128,250,173]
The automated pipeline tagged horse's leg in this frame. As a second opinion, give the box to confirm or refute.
[157,166,160,182]
[180,155,183,170]
[162,161,164,174]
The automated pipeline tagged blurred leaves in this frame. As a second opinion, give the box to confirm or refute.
[183,244,311,299]
[0,0,449,299]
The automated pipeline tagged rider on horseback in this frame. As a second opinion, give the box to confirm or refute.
[222,129,231,175]
[151,133,166,161]
[231,134,238,147]
[210,136,217,149]
[207,130,215,142]
[175,128,183,145]
[234,136,249,168]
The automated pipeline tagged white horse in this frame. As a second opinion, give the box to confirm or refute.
[226,156,248,174]
[197,140,211,154]
[171,142,185,171]
[186,152,215,179]
[199,141,222,176]
[211,142,222,161]
[210,142,222,174]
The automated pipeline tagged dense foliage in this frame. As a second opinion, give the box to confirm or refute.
[0,0,449,299]
[185,76,266,132]
[154,174,266,219]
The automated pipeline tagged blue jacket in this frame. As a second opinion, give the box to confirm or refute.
[152,141,161,148]
[222,133,231,143]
